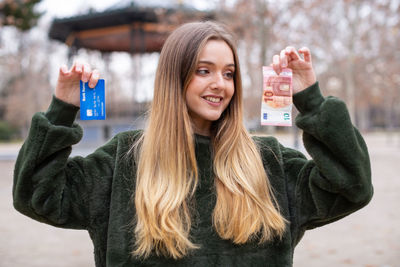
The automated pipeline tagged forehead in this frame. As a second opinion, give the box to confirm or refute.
[198,40,234,63]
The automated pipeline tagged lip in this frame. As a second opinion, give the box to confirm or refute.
[201,95,223,107]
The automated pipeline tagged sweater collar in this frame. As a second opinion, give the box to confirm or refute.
[194,133,211,145]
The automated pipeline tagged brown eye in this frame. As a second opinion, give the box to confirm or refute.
[224,71,234,79]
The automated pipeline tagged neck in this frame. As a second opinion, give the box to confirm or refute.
[191,121,211,137]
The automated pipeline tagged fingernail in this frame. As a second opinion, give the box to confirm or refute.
[61,65,68,73]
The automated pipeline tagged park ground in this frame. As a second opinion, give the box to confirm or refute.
[0,132,399,267]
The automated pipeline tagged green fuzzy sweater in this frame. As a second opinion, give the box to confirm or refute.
[13,82,373,266]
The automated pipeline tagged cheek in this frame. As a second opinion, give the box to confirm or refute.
[185,93,195,112]
[185,82,198,101]
[186,79,205,98]
[226,84,235,102]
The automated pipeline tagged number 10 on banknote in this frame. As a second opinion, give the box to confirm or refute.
[261,66,292,126]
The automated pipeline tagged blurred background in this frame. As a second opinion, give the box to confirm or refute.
[0,0,399,266]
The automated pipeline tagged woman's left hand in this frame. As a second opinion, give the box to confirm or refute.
[271,46,316,94]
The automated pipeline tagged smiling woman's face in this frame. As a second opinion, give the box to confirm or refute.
[185,40,235,136]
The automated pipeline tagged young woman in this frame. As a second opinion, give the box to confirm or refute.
[13,21,373,266]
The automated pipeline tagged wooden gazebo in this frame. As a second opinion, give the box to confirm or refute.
[47,3,215,140]
[48,3,215,54]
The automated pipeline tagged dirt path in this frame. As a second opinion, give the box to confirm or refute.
[0,132,399,266]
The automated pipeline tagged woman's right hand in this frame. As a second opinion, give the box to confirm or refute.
[55,62,100,107]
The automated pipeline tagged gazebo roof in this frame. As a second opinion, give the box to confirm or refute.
[48,4,214,53]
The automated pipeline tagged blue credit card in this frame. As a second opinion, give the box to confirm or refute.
[80,79,106,120]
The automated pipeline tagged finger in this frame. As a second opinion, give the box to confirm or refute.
[81,63,92,83]
[88,69,100,88]
[299,47,312,63]
[280,49,288,68]
[272,54,281,74]
[59,64,69,75]
[73,61,83,74]
[285,46,301,61]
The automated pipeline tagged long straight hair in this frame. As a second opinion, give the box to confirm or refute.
[132,21,286,259]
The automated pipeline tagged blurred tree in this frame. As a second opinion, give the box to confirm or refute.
[0,28,53,137]
[0,0,43,31]
[221,0,400,132]
[0,0,50,139]
[303,0,400,130]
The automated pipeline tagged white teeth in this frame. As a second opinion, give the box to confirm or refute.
[204,96,221,103]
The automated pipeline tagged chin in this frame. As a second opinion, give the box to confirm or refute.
[205,113,223,122]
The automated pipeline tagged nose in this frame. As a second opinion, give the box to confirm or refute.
[211,72,226,90]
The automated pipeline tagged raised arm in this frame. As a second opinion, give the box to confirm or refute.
[13,63,116,229]
[270,47,372,244]
[282,82,373,245]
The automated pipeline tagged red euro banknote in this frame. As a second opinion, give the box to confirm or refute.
[261,66,293,126]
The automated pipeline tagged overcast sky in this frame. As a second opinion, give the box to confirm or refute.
[36,0,218,21]
[37,0,119,18]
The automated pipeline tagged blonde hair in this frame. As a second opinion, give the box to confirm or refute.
[132,21,286,259]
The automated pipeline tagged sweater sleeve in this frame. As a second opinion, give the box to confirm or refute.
[13,96,118,230]
[282,82,373,245]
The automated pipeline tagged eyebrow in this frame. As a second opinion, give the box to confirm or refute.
[198,60,235,68]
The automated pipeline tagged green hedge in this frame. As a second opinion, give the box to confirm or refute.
[0,121,18,141]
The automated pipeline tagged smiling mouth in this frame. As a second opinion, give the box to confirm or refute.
[203,96,222,103]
